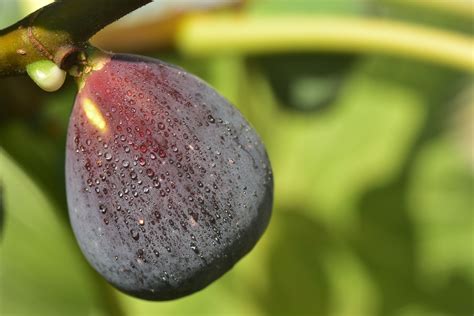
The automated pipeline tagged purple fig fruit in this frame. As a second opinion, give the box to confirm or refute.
[65,53,273,300]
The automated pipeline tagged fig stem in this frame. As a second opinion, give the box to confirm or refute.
[0,0,151,77]
[70,46,112,91]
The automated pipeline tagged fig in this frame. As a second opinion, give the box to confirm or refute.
[65,53,273,300]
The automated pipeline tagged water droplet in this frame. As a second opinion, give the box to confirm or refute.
[99,204,107,214]
[131,229,140,240]
[122,160,130,168]
[105,152,112,161]
[138,219,145,226]
[190,243,200,254]
[146,169,154,178]
[154,211,161,221]
[208,115,215,123]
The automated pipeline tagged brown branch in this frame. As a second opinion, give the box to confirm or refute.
[0,0,151,77]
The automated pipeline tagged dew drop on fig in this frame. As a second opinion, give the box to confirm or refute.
[131,230,140,241]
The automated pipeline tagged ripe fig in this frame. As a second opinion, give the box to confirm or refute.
[65,52,273,300]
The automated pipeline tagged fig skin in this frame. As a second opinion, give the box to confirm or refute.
[65,54,273,300]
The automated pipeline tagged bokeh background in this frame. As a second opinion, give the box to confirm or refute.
[1,1,473,315]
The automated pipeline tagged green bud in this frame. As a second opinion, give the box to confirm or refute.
[26,60,66,92]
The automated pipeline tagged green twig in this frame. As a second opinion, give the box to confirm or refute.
[0,0,151,76]
[177,15,474,72]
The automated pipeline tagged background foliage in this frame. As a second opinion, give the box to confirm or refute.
[1,0,473,315]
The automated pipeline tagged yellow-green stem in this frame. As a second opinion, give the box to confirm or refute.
[177,15,474,72]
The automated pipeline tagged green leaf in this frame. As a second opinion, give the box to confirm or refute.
[252,53,357,112]
[0,150,112,316]
[408,136,474,312]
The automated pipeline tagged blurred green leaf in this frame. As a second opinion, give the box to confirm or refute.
[253,53,357,112]
[0,80,75,215]
[378,0,474,34]
[0,184,3,239]
[409,136,473,278]
[408,136,474,315]
[0,0,20,28]
[246,58,424,227]
[0,150,115,316]
[258,211,331,316]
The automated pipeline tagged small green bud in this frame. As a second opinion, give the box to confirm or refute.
[26,60,66,92]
